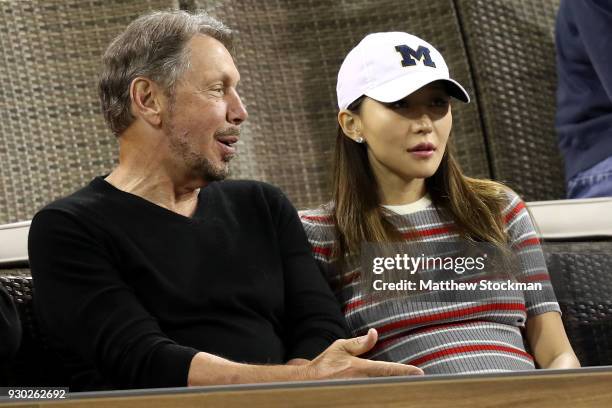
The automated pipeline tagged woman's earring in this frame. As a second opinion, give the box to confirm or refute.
[355,136,364,144]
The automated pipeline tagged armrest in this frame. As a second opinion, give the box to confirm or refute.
[0,221,30,265]
[527,198,612,239]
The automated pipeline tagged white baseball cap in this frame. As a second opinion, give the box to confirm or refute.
[337,32,470,110]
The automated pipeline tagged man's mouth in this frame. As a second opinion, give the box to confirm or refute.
[216,136,239,156]
[217,135,239,146]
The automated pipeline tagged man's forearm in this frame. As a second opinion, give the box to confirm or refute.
[187,352,311,386]
[188,330,423,386]
[286,358,310,366]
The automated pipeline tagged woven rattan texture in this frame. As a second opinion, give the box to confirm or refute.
[0,0,178,225]
[455,0,565,201]
[192,0,489,209]
[0,274,69,386]
[543,241,612,366]
[0,267,29,277]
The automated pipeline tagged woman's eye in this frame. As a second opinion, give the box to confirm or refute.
[389,100,409,109]
[432,98,450,107]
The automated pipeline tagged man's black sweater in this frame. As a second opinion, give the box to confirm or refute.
[28,177,346,390]
[0,285,21,369]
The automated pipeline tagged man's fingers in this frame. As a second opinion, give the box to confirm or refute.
[355,360,424,377]
[341,328,378,356]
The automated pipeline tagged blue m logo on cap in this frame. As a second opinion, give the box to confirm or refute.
[394,45,436,68]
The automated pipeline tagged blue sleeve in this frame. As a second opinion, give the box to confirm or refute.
[563,0,612,100]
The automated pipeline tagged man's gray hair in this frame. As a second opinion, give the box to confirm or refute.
[99,10,232,136]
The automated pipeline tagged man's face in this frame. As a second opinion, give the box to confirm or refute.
[164,35,247,183]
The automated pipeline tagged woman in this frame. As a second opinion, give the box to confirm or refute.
[301,32,579,374]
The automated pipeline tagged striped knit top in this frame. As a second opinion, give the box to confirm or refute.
[300,190,561,374]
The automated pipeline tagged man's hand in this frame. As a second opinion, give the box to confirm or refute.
[305,328,424,379]
[188,328,422,386]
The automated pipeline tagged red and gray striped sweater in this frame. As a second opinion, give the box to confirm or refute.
[300,191,560,374]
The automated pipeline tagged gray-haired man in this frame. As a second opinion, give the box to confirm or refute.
[28,11,422,390]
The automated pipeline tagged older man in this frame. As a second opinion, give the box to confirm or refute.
[28,11,422,390]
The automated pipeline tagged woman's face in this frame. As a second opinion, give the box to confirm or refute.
[357,82,452,183]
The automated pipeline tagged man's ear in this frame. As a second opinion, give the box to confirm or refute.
[338,109,364,142]
[129,77,164,128]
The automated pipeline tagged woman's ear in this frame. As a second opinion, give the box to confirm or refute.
[338,110,365,143]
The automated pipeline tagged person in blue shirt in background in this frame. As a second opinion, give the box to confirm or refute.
[556,0,612,198]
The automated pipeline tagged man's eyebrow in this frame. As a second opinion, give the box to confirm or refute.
[214,74,240,88]
[199,73,237,87]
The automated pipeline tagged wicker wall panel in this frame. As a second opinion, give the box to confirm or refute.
[191,0,489,209]
[0,0,178,224]
[455,0,565,201]
[543,241,612,366]
[0,274,69,386]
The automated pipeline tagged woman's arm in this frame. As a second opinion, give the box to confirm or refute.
[500,189,580,370]
[526,311,580,369]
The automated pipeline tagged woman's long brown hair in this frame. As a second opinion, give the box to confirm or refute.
[332,98,510,266]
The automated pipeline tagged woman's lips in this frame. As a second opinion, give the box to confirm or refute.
[408,142,436,158]
[409,150,435,158]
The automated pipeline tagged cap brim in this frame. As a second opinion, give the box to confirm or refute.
[365,72,470,104]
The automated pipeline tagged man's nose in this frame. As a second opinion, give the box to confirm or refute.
[227,89,248,125]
